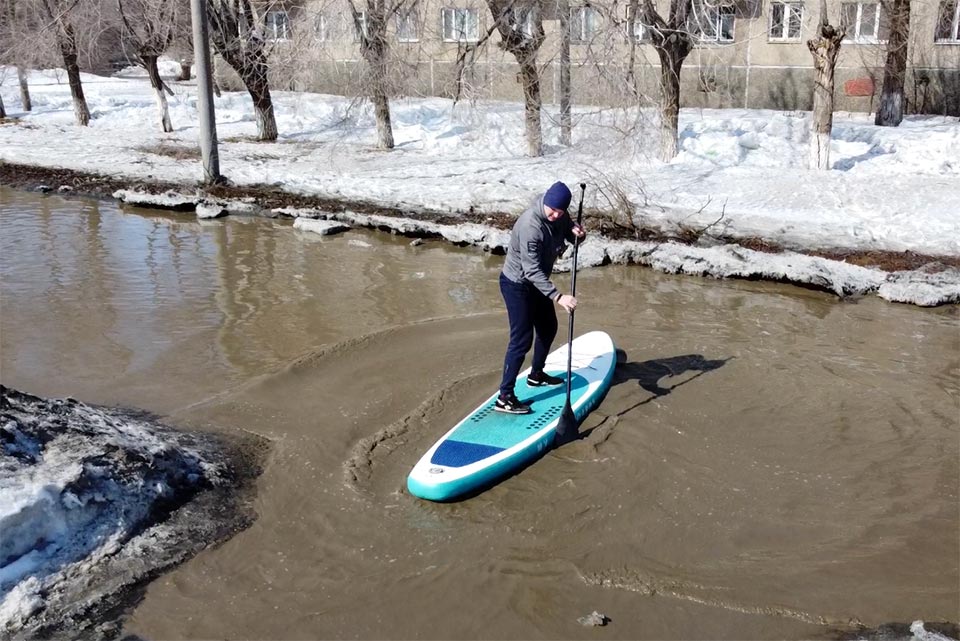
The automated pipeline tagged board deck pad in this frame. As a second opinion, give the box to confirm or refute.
[430,373,588,468]
[407,331,616,501]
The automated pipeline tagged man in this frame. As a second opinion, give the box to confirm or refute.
[495,181,585,414]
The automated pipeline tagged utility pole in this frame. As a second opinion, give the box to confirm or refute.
[190,0,221,183]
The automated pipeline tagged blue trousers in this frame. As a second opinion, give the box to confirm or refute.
[499,273,558,397]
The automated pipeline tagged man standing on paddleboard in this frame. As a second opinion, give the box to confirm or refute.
[495,181,586,415]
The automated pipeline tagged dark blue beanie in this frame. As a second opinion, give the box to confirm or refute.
[543,181,572,212]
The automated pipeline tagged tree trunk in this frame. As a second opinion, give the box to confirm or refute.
[17,66,31,111]
[655,43,687,162]
[58,23,90,126]
[808,17,843,170]
[144,55,174,132]
[559,0,572,146]
[178,61,192,81]
[0,93,6,119]
[625,0,641,100]
[361,32,395,150]
[875,0,910,126]
[372,73,394,150]
[239,63,277,141]
[519,57,543,157]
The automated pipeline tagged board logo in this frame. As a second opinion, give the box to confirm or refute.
[429,467,444,474]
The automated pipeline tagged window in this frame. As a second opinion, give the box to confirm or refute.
[315,13,328,41]
[769,1,803,40]
[397,6,419,41]
[689,1,735,42]
[841,2,889,42]
[570,6,599,43]
[935,0,960,41]
[265,11,290,40]
[353,10,369,41]
[505,6,535,37]
[441,7,479,41]
[625,4,653,41]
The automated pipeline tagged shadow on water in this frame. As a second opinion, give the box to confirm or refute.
[561,352,732,444]
[613,353,732,398]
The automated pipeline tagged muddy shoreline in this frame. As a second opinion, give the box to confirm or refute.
[0,385,269,641]
[3,160,958,275]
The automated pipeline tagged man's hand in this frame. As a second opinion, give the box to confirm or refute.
[571,224,586,239]
[557,294,578,313]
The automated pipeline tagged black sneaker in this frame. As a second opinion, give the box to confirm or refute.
[495,393,532,414]
[527,371,564,387]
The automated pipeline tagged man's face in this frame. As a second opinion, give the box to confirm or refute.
[544,206,565,222]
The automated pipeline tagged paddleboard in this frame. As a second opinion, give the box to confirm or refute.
[407,330,616,501]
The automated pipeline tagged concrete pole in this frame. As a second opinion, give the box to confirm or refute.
[190,0,222,183]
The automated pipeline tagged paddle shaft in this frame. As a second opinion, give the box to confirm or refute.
[563,183,586,408]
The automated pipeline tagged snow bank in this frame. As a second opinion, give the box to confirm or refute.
[292,218,350,235]
[270,207,955,305]
[0,386,259,639]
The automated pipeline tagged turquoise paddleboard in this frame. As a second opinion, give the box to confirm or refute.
[407,331,617,501]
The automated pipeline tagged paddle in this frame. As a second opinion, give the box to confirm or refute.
[555,182,586,444]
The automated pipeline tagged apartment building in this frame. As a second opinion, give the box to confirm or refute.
[223,0,960,114]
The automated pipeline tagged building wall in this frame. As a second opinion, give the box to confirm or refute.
[216,0,960,114]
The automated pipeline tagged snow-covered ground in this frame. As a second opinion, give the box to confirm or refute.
[0,386,258,638]
[1,62,959,305]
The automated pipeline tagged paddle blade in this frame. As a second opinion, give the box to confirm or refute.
[554,402,578,445]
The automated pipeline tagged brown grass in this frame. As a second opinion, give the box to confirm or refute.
[137,143,202,161]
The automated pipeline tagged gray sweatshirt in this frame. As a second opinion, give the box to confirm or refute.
[501,194,576,300]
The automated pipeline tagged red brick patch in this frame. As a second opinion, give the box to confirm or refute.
[844,77,875,97]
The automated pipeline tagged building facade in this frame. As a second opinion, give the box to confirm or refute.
[219,0,960,115]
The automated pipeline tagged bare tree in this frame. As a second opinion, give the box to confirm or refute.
[624,0,644,100]
[2,0,34,110]
[17,65,31,110]
[875,0,910,126]
[206,0,278,140]
[37,0,93,125]
[807,0,844,169]
[558,0,571,146]
[0,90,5,118]
[642,0,694,161]
[485,0,545,156]
[117,0,186,132]
[347,0,414,149]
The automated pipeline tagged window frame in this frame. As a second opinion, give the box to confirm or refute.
[265,10,291,41]
[505,5,536,38]
[768,1,803,42]
[841,2,888,43]
[625,4,653,42]
[397,6,420,42]
[315,12,328,41]
[352,9,369,42]
[689,1,736,43]
[934,0,960,42]
[569,5,599,44]
[441,7,480,42]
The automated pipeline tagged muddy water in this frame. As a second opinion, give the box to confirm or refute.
[1,188,957,640]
